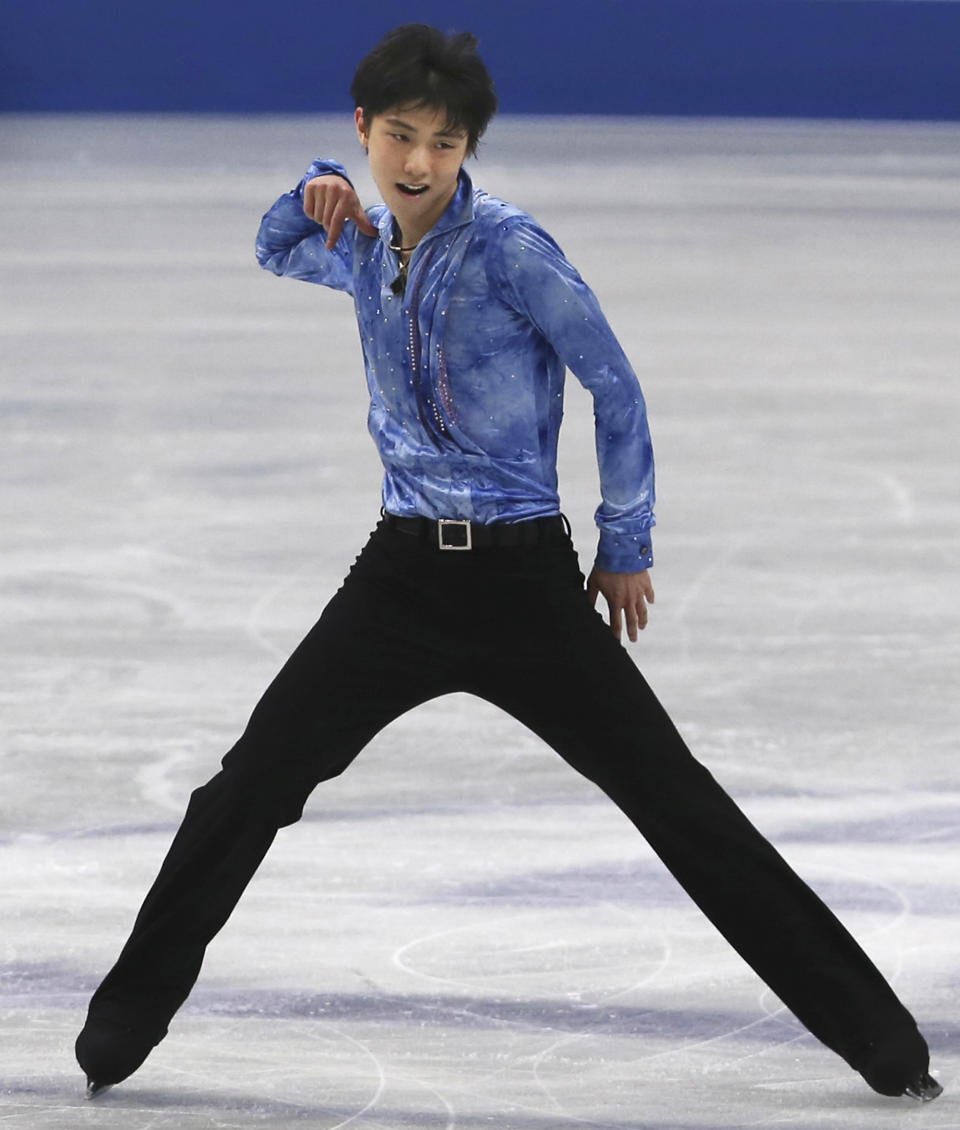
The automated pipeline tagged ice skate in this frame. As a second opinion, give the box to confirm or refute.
[903,1071,943,1102]
[852,1028,942,1100]
[75,1014,167,1096]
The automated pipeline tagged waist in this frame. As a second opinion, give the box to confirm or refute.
[381,511,569,551]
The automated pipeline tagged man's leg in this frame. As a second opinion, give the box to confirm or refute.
[463,540,936,1097]
[77,526,460,1089]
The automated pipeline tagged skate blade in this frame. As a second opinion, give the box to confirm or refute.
[85,1079,114,1100]
[904,1072,943,1103]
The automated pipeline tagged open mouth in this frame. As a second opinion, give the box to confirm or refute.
[397,183,429,197]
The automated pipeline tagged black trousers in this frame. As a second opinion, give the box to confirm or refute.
[87,518,919,1068]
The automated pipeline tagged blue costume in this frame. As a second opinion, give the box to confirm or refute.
[256,161,654,573]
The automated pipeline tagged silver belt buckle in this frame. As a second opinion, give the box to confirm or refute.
[437,518,472,550]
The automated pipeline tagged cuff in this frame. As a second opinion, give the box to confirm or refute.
[298,158,354,196]
[595,528,654,573]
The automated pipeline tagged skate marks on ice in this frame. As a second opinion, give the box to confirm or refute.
[4,756,959,1127]
[2,995,955,1130]
[4,768,960,1127]
[3,115,960,1126]
[4,845,958,1130]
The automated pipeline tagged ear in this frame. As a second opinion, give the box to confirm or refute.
[355,107,369,151]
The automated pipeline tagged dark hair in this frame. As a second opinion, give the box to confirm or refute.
[351,24,498,156]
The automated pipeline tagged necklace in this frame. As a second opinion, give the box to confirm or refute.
[389,227,419,295]
[389,220,419,257]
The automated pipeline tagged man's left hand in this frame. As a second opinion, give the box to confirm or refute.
[586,567,655,643]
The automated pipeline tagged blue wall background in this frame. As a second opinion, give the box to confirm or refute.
[2,0,958,119]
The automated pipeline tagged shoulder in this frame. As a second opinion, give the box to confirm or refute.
[471,189,567,272]
[471,186,526,228]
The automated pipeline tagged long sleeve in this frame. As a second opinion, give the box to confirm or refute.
[255,159,358,295]
[489,217,655,573]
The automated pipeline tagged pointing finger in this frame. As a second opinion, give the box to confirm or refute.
[325,200,351,250]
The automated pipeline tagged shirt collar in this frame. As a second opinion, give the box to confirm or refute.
[377,166,475,250]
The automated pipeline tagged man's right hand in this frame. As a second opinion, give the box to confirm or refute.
[303,175,378,249]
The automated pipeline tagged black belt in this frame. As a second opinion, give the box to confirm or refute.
[382,511,569,551]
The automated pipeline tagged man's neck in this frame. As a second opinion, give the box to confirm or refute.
[396,181,459,252]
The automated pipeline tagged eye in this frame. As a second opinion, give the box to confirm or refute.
[390,133,409,143]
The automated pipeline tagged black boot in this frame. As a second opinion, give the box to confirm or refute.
[75,1014,168,1097]
[852,1026,942,1100]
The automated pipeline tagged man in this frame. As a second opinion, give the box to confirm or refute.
[76,23,941,1104]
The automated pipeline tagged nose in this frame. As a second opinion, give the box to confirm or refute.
[403,145,431,181]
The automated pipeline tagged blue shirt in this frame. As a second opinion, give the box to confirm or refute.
[256,160,655,573]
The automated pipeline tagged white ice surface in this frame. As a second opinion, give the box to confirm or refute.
[1,113,959,1128]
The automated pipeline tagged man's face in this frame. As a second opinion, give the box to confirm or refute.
[356,104,469,241]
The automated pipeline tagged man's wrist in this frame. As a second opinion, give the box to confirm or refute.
[596,529,654,573]
[299,158,353,196]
